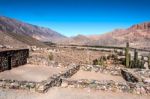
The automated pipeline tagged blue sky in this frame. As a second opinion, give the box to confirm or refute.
[0,0,150,37]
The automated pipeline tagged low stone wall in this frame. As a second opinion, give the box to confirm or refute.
[0,79,36,91]
[121,69,139,83]
[61,79,150,95]
[121,69,150,84]
[80,64,121,76]
[0,65,80,93]
[36,65,80,93]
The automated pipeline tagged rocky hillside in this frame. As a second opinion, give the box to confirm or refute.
[0,16,66,48]
[70,22,150,49]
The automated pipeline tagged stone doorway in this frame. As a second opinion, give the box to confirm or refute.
[8,56,12,70]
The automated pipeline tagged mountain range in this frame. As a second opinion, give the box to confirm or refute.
[68,22,150,49]
[0,16,150,49]
[0,16,66,48]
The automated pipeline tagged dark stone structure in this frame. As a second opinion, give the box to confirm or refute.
[0,49,29,72]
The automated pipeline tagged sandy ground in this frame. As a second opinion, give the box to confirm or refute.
[54,47,109,66]
[0,87,149,99]
[0,64,65,82]
[69,70,125,82]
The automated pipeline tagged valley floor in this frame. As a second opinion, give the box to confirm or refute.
[0,87,149,99]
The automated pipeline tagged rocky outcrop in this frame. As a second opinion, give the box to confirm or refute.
[129,22,150,30]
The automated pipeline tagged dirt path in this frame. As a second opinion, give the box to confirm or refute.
[0,87,149,99]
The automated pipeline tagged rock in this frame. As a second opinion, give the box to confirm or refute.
[61,81,68,88]
[121,69,140,83]
[143,78,150,84]
[10,82,20,89]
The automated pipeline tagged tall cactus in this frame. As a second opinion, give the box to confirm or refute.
[125,42,130,68]
[148,54,150,69]
[140,56,145,69]
[134,49,138,68]
[128,53,131,68]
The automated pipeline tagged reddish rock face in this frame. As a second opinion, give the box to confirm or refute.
[67,22,150,49]
[129,22,150,30]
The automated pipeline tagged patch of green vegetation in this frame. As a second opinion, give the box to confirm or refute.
[93,56,107,66]
[48,52,53,61]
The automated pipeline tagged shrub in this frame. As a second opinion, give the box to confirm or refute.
[48,52,53,61]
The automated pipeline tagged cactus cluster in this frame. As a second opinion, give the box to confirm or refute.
[124,42,145,69]
[93,56,107,66]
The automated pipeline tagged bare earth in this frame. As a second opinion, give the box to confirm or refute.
[0,64,65,82]
[69,70,125,82]
[0,87,149,99]
[54,47,109,66]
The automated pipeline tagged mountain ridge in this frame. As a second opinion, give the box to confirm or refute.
[69,22,150,49]
[0,16,66,48]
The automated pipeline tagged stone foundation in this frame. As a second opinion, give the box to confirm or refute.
[61,79,150,95]
[0,64,80,93]
[36,64,80,93]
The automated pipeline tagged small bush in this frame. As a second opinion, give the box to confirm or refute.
[48,52,53,61]
[93,56,106,66]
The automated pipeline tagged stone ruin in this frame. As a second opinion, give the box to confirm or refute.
[0,49,29,72]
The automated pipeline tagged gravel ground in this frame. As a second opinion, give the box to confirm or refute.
[53,47,109,66]
[0,87,149,99]
[0,64,65,82]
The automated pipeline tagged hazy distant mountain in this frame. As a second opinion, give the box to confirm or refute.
[70,22,150,49]
[0,16,66,48]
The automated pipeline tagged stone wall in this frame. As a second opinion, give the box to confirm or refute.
[0,49,29,72]
[36,65,80,93]
[121,69,150,84]
[61,79,150,95]
[0,79,36,91]
[0,65,80,93]
[80,64,121,76]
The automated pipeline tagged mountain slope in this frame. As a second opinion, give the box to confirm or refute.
[0,31,29,48]
[70,22,150,49]
[0,16,66,42]
[0,16,67,48]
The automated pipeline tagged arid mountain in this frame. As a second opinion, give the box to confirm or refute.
[58,34,92,45]
[0,16,149,49]
[70,22,150,49]
[0,16,66,48]
[0,16,66,41]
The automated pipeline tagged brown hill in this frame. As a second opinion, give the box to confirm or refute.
[0,16,66,48]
